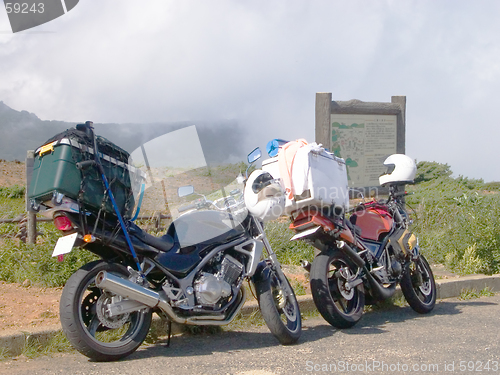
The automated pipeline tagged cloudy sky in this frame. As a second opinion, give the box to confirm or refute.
[1,0,499,181]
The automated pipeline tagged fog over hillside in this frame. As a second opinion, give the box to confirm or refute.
[0,101,248,167]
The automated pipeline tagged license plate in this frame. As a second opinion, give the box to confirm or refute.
[52,233,78,257]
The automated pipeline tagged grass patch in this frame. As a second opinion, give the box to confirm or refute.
[224,309,267,332]
[0,196,25,220]
[0,195,99,286]
[364,294,408,312]
[264,220,316,266]
[0,185,25,199]
[458,287,496,300]
[0,331,75,361]
[300,307,321,320]
[290,278,307,296]
[0,228,98,287]
[20,332,74,359]
[225,306,321,333]
[0,346,9,361]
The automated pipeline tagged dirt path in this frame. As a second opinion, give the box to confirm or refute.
[0,281,62,333]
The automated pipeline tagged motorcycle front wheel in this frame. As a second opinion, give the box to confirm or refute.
[400,254,436,314]
[59,260,152,361]
[255,267,301,345]
[310,250,365,328]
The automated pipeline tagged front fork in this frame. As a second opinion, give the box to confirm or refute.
[253,219,294,298]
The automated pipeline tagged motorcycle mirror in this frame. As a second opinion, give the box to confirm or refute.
[247,147,262,164]
[178,185,195,198]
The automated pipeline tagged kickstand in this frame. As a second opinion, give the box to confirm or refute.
[164,320,172,348]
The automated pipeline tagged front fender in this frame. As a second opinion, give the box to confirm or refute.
[251,260,271,285]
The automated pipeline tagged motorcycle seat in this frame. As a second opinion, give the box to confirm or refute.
[127,222,174,252]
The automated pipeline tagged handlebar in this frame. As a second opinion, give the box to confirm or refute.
[178,202,197,213]
[392,191,408,198]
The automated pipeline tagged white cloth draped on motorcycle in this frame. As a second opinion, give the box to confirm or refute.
[262,140,349,215]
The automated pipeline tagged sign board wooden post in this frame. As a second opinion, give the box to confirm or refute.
[25,150,37,244]
[315,93,406,191]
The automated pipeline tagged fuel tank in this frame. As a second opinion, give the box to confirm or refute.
[351,203,394,241]
[155,210,247,277]
[168,210,246,248]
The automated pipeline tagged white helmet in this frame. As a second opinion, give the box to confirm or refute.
[379,154,417,186]
[244,170,285,222]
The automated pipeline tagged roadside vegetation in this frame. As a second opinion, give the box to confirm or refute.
[406,161,500,275]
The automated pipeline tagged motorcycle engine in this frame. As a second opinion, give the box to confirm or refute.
[194,255,244,306]
[390,256,402,277]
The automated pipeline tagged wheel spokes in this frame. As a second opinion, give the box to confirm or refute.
[272,276,298,324]
[87,315,101,337]
[336,296,347,312]
[328,261,359,308]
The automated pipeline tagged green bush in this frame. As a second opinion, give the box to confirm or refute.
[414,161,452,183]
[407,162,500,275]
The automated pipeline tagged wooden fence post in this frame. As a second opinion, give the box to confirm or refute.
[25,150,37,244]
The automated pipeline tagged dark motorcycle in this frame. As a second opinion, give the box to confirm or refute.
[289,154,436,328]
[28,122,301,361]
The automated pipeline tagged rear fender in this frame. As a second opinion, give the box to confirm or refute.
[290,209,335,232]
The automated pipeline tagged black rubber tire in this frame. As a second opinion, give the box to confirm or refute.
[59,260,152,361]
[310,250,365,328]
[255,268,301,345]
[400,254,436,314]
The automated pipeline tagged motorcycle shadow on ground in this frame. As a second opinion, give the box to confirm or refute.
[334,298,498,336]
[108,299,497,363]
[123,326,332,362]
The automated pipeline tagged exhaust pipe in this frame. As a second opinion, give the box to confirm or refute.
[95,271,162,309]
[95,271,244,325]
[337,241,366,269]
[363,269,396,300]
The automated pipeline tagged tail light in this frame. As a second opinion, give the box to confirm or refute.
[54,215,73,231]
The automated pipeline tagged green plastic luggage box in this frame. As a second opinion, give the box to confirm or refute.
[28,135,135,217]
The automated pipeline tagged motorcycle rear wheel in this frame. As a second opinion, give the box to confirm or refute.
[310,250,365,328]
[400,254,436,314]
[60,260,152,361]
[255,267,301,345]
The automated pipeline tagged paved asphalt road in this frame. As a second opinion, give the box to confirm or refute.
[2,294,500,375]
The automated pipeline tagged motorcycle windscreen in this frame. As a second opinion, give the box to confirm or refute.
[128,125,246,248]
